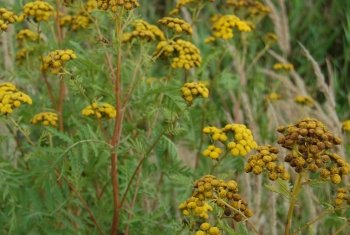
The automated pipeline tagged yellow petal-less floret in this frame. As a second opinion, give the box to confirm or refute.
[81,102,117,119]
[22,1,54,22]
[122,19,165,43]
[31,112,58,127]
[0,83,32,115]
[41,49,77,74]
[0,8,18,31]
[158,17,192,35]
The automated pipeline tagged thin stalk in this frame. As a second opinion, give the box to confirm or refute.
[110,10,124,235]
[57,76,65,131]
[284,173,303,235]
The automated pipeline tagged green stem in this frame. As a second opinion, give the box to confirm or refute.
[285,173,303,235]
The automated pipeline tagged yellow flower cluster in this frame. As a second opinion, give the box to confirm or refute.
[203,124,257,158]
[0,83,32,115]
[122,20,165,43]
[179,196,213,219]
[341,120,350,132]
[334,187,350,206]
[85,0,97,12]
[155,39,202,70]
[31,112,58,127]
[16,48,33,61]
[16,29,39,42]
[226,0,271,16]
[278,118,350,184]
[181,81,209,105]
[273,63,294,71]
[158,17,192,34]
[210,14,252,40]
[23,1,54,22]
[294,95,314,107]
[195,222,220,235]
[60,14,91,31]
[97,0,140,11]
[42,49,77,74]
[0,8,18,31]
[245,145,290,180]
[81,102,116,119]
[179,175,253,228]
[203,145,222,160]
[265,92,281,102]
[169,0,215,16]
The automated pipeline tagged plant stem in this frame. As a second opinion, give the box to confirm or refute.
[284,173,303,235]
[57,76,65,131]
[110,11,124,235]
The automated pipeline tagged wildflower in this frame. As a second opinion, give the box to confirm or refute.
[245,145,290,180]
[341,120,350,132]
[122,20,165,43]
[16,48,33,61]
[334,187,350,206]
[0,8,18,31]
[155,39,202,70]
[210,14,252,40]
[226,0,270,16]
[265,92,281,102]
[31,112,58,127]
[97,0,140,11]
[273,63,294,71]
[23,1,54,22]
[278,118,350,184]
[179,175,253,225]
[202,145,222,159]
[81,102,116,119]
[263,32,278,45]
[41,49,77,74]
[60,14,91,31]
[158,17,192,35]
[294,95,314,107]
[181,81,209,105]
[16,29,39,42]
[0,83,32,115]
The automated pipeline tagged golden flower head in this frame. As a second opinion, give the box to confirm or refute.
[0,7,18,31]
[23,1,54,22]
[155,39,202,70]
[294,95,314,107]
[97,0,140,11]
[16,29,39,42]
[181,81,209,105]
[158,17,192,35]
[41,49,77,74]
[0,83,32,115]
[341,120,350,132]
[81,102,116,119]
[273,62,294,71]
[122,19,165,43]
[31,112,58,127]
[210,14,252,40]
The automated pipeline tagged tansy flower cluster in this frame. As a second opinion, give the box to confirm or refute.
[181,81,209,105]
[203,124,257,158]
[85,0,97,12]
[265,92,281,102]
[81,102,116,119]
[169,0,215,16]
[16,29,39,42]
[203,145,222,160]
[195,222,220,235]
[0,83,32,115]
[179,175,253,233]
[0,8,18,31]
[273,63,294,71]
[341,120,350,132]
[209,14,252,40]
[294,95,314,107]
[97,0,140,11]
[22,1,54,22]
[226,0,271,16]
[42,49,77,74]
[158,17,192,34]
[16,48,32,61]
[31,112,58,127]
[334,187,350,206]
[60,14,91,31]
[245,145,290,181]
[155,39,201,70]
[277,118,350,184]
[122,20,165,43]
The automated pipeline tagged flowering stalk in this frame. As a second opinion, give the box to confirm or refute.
[284,173,303,235]
[110,11,124,235]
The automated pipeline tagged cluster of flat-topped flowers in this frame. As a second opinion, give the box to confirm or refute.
[277,118,350,184]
